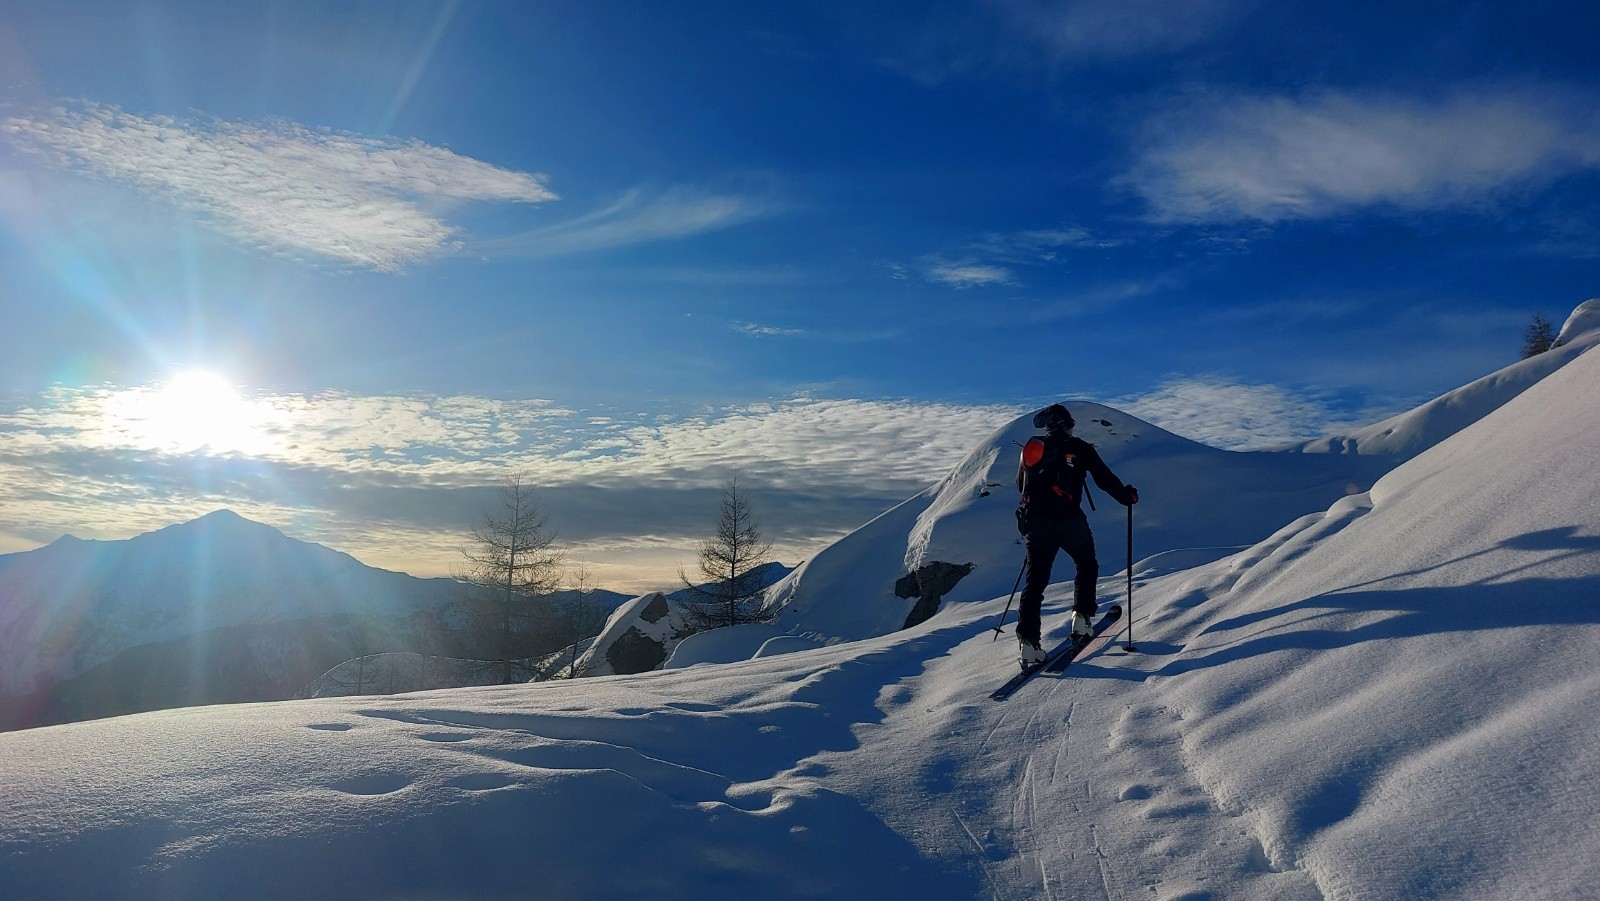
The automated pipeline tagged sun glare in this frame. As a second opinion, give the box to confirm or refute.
[109,369,274,455]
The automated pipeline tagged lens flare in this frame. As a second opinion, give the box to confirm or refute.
[105,369,274,455]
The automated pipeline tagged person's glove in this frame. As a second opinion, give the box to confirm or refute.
[1124,485,1139,505]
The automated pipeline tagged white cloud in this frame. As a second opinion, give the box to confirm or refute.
[474,187,779,258]
[31,388,1006,491]
[0,387,1023,585]
[582,398,1020,489]
[1117,377,1341,450]
[965,225,1122,262]
[1,102,555,270]
[914,223,1118,292]
[925,263,1017,288]
[996,0,1249,62]
[734,322,808,338]
[1126,87,1600,223]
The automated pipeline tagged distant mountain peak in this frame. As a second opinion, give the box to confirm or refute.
[150,509,278,537]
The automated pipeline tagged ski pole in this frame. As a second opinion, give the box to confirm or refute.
[991,552,1029,641]
[1123,501,1137,653]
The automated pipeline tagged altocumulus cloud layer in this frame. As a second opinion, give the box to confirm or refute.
[0,388,1025,586]
[0,380,1360,588]
[0,102,556,269]
[1116,377,1351,451]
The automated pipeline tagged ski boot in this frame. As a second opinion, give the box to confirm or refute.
[1019,638,1046,670]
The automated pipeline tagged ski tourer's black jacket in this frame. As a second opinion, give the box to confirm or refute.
[1016,433,1135,518]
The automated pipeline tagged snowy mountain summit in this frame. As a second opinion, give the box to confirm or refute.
[1,303,1596,899]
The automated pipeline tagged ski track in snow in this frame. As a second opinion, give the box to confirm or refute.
[898,583,1330,901]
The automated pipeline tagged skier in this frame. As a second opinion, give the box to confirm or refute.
[1014,403,1138,669]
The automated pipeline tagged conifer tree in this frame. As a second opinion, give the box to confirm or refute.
[1523,315,1556,358]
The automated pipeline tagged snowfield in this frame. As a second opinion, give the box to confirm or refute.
[2,305,1597,899]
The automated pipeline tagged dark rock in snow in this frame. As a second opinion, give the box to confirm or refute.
[607,626,669,674]
[639,593,671,624]
[899,561,975,629]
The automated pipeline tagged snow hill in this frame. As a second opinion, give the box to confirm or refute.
[1287,297,1600,457]
[757,299,1600,648]
[1,304,1595,899]
[761,404,1390,644]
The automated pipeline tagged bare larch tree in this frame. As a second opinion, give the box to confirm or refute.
[679,474,776,630]
[455,475,565,683]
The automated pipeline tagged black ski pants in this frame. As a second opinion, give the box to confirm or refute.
[1017,511,1099,647]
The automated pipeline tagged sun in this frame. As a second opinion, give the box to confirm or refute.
[112,369,273,455]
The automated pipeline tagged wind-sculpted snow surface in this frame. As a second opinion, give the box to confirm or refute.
[1144,337,1600,899]
[0,629,988,900]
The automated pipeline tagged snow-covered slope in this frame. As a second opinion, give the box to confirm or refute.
[1142,332,1600,898]
[763,302,1600,649]
[1,337,1594,897]
[1287,297,1600,457]
[765,403,1390,643]
[2,311,1595,900]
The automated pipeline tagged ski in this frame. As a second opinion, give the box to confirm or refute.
[989,605,1122,702]
[1044,604,1122,673]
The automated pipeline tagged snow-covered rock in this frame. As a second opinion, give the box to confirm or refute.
[569,592,694,676]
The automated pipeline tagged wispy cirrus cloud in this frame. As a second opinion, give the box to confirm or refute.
[1125,87,1600,223]
[993,0,1250,63]
[964,225,1124,262]
[920,223,1116,289]
[885,0,1248,84]
[734,322,809,338]
[925,263,1018,288]
[0,101,556,270]
[473,186,781,259]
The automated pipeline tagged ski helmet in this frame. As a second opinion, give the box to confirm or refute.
[1032,403,1074,431]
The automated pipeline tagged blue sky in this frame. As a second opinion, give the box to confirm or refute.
[1,0,1596,590]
